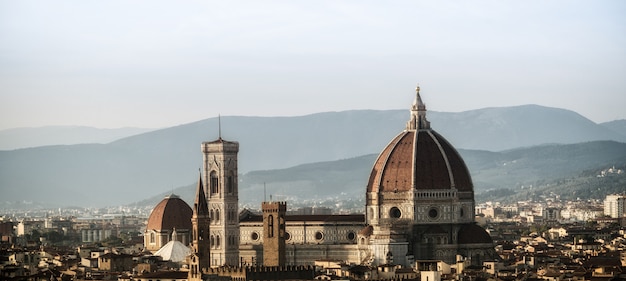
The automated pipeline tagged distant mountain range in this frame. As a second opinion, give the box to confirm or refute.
[135,140,626,211]
[601,119,626,137]
[0,126,156,150]
[1,105,625,208]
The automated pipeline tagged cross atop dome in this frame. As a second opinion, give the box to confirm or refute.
[406,84,431,130]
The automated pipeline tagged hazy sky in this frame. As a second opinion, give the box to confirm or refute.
[1,1,625,130]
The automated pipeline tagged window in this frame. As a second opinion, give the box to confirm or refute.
[251,232,259,241]
[347,231,356,241]
[389,207,401,218]
[279,216,285,237]
[428,207,439,219]
[315,231,323,241]
[210,171,219,194]
[268,215,274,238]
[227,172,234,194]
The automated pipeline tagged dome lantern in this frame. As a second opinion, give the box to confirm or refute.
[406,84,430,131]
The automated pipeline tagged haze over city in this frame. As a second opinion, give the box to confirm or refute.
[1,0,625,132]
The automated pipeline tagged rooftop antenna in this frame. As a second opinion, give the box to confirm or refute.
[264,182,267,202]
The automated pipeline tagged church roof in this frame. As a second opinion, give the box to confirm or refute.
[359,225,374,236]
[239,214,364,223]
[146,194,192,231]
[366,87,473,193]
[154,240,191,262]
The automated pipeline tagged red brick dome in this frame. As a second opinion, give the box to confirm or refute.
[146,194,192,231]
[366,129,473,193]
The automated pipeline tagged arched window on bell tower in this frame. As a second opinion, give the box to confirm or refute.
[227,171,234,194]
[210,171,219,194]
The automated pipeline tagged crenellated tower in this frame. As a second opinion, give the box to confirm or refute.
[262,201,287,267]
[202,134,240,267]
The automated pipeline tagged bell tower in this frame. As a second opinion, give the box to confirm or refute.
[202,133,240,267]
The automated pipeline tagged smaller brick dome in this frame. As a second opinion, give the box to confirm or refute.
[457,223,493,244]
[146,194,192,231]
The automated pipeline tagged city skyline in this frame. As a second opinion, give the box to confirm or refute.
[1,1,625,131]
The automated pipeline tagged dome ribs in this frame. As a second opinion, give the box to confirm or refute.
[380,132,414,192]
[431,131,474,192]
[414,131,452,190]
[367,132,411,193]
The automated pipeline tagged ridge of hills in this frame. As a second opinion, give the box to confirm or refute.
[138,140,626,211]
[601,119,626,137]
[1,104,625,208]
[0,126,156,150]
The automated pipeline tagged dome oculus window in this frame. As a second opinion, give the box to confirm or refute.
[389,207,402,218]
[315,231,324,241]
[347,231,356,241]
[428,207,439,219]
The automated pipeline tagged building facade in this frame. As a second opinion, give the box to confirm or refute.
[238,211,365,266]
[604,194,626,218]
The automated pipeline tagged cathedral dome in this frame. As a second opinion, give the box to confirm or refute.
[146,194,193,231]
[366,88,473,193]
